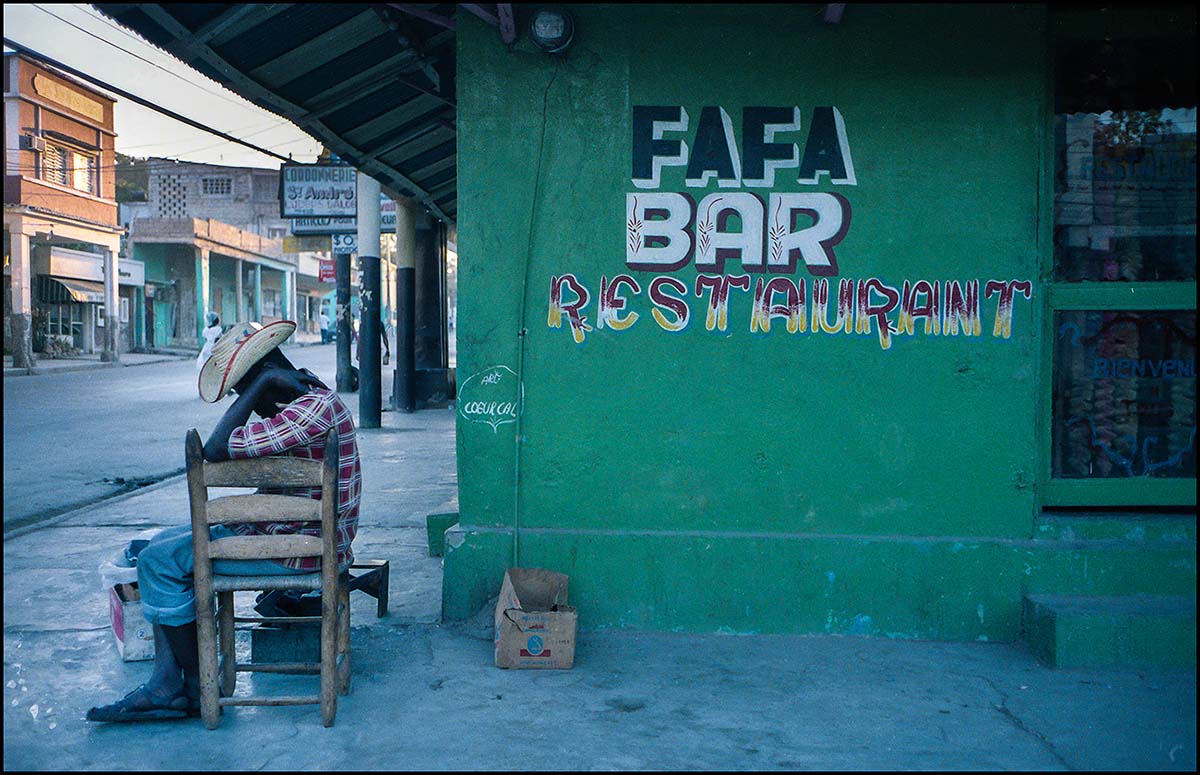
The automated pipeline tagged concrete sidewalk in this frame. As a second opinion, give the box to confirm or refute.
[3,407,1196,770]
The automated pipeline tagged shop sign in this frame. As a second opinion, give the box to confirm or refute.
[332,234,357,254]
[33,73,104,123]
[546,103,1035,350]
[319,259,336,283]
[280,164,357,217]
[291,216,357,234]
[289,195,397,234]
[49,247,102,282]
[117,259,145,286]
[283,234,333,253]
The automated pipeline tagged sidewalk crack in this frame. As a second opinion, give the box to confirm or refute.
[975,674,1074,770]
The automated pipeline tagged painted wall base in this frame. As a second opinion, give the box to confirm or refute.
[442,521,1195,641]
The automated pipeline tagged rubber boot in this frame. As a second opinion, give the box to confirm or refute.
[159,622,202,712]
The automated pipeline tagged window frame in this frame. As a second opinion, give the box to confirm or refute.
[201,177,233,197]
[39,140,98,195]
[1037,9,1197,508]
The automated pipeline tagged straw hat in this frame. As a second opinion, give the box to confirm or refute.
[198,320,296,403]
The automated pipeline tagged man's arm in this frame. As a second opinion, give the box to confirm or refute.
[203,378,270,462]
[202,367,328,462]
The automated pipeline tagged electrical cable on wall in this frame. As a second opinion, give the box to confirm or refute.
[511,58,563,567]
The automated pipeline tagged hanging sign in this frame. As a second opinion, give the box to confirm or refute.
[332,233,358,254]
[291,216,357,234]
[290,195,397,234]
[318,258,336,282]
[280,164,357,217]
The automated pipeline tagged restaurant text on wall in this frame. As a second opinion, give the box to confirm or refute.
[547,104,1035,350]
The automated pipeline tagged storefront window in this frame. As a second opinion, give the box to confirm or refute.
[1053,310,1196,478]
[1046,7,1196,503]
[41,303,85,349]
[1054,109,1196,282]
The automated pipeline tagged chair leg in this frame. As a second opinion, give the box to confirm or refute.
[195,589,221,730]
[217,591,236,698]
[337,580,351,695]
[320,582,337,727]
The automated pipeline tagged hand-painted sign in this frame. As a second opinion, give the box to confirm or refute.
[547,104,1035,350]
[458,365,521,432]
[332,234,357,254]
[318,258,336,283]
[290,195,398,234]
[280,164,357,218]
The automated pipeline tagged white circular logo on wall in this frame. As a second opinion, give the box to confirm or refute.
[458,365,522,432]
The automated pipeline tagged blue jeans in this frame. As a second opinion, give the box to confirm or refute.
[137,524,309,627]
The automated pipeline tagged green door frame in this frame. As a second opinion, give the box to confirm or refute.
[1036,7,1197,508]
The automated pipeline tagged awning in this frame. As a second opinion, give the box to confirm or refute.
[37,275,105,304]
[94,3,461,223]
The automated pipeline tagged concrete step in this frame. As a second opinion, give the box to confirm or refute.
[1022,594,1197,670]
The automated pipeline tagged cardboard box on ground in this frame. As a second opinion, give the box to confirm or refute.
[494,568,578,669]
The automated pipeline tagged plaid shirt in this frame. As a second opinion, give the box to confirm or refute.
[227,388,361,572]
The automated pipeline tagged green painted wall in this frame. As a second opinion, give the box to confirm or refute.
[451,4,1053,638]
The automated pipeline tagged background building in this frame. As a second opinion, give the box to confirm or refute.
[3,51,139,362]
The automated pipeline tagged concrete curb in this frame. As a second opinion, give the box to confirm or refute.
[3,355,189,378]
[2,470,187,540]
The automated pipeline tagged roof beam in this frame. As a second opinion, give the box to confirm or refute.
[175,4,291,49]
[385,4,456,31]
[131,5,452,222]
[497,4,516,44]
[460,4,498,26]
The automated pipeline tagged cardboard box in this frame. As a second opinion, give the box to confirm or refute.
[494,568,578,669]
[108,583,155,661]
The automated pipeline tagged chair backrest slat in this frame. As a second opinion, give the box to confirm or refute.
[206,494,322,524]
[207,534,323,560]
[185,426,340,569]
[204,456,323,489]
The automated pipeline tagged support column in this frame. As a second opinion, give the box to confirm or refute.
[195,247,210,346]
[102,247,120,362]
[335,253,353,392]
[9,228,35,369]
[234,258,243,323]
[357,171,382,428]
[392,199,416,412]
[414,210,446,369]
[135,286,145,351]
[282,269,293,322]
[253,264,262,321]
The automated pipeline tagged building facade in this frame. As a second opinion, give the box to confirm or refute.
[444,5,1196,667]
[3,52,143,362]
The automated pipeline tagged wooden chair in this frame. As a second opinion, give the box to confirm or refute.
[185,428,350,729]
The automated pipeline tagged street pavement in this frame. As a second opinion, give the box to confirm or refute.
[2,343,1196,771]
[1,342,383,533]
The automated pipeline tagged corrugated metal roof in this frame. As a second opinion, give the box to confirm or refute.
[92,3,458,223]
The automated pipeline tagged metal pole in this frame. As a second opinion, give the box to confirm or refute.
[392,200,416,412]
[335,252,353,392]
[358,170,382,428]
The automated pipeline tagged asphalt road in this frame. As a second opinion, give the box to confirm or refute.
[2,343,372,532]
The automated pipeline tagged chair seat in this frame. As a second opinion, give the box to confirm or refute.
[211,572,323,592]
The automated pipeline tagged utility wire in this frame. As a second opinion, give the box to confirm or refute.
[3,37,296,163]
[31,4,257,112]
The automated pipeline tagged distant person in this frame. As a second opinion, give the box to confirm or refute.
[355,314,390,367]
[319,310,332,344]
[195,313,222,372]
[87,320,361,722]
